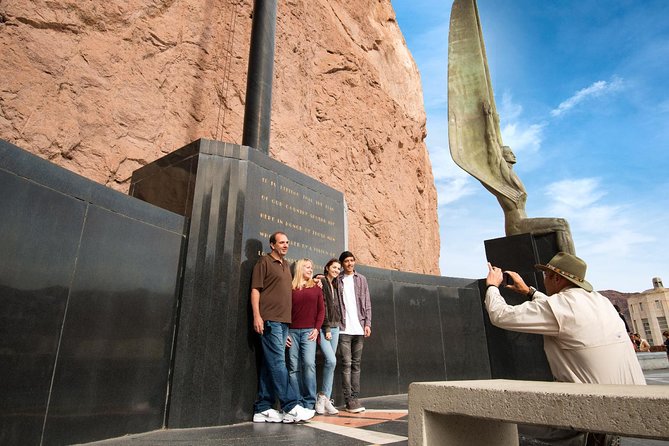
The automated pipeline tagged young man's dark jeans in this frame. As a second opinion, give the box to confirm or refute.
[253,321,299,413]
[339,333,364,402]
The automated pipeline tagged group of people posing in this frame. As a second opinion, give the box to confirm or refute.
[251,231,372,423]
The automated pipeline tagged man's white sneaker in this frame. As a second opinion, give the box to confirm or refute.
[282,404,315,423]
[253,408,283,423]
[315,393,327,415]
[324,398,339,415]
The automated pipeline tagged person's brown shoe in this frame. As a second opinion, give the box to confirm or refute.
[345,398,365,413]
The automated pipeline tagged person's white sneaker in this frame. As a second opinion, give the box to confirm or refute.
[252,408,283,423]
[282,404,315,423]
[315,393,327,415]
[323,397,339,415]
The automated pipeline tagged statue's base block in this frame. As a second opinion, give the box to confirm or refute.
[481,233,560,381]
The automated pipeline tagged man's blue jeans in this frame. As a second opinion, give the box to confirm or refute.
[287,328,318,409]
[253,321,299,413]
[318,327,339,398]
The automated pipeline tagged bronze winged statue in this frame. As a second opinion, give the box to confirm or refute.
[447,0,575,254]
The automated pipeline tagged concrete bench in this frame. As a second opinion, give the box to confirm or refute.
[408,379,669,446]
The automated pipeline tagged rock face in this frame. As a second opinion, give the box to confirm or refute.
[0,0,440,274]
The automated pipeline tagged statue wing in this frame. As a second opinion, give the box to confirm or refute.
[447,0,522,202]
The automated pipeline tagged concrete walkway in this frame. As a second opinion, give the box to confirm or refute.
[79,369,669,446]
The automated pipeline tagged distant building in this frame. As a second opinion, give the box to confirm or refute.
[628,277,669,346]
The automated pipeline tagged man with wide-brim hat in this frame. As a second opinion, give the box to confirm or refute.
[534,251,592,292]
[485,252,645,445]
[485,251,644,385]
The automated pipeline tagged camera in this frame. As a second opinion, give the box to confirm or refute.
[502,272,514,286]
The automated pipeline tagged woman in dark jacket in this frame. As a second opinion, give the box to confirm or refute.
[314,258,343,415]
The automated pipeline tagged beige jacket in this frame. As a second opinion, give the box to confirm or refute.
[485,286,645,385]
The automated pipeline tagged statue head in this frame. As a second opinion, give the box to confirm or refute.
[502,146,516,165]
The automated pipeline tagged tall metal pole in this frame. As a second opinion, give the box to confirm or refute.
[242,0,277,154]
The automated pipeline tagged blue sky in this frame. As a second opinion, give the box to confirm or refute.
[393,0,669,292]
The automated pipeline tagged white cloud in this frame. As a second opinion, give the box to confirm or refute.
[428,143,478,206]
[498,92,545,159]
[538,177,655,273]
[436,176,478,206]
[499,91,523,121]
[544,178,607,210]
[550,76,624,117]
[501,122,544,156]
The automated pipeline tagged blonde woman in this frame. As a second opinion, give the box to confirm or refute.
[287,259,325,409]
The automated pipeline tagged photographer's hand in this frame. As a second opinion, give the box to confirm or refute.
[486,262,503,287]
[503,270,531,296]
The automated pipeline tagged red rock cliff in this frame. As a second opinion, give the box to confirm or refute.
[0,0,440,274]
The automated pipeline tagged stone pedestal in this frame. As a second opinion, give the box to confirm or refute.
[130,139,346,427]
[481,233,560,381]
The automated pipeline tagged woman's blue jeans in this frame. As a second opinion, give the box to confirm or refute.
[318,327,339,398]
[288,328,318,409]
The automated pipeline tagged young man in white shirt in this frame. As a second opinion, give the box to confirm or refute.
[336,251,372,413]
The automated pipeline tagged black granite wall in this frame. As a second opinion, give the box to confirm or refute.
[0,140,185,446]
[352,268,491,400]
[1,137,500,445]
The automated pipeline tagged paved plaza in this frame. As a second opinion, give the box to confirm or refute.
[81,368,669,446]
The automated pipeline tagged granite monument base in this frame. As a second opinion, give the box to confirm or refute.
[482,233,560,381]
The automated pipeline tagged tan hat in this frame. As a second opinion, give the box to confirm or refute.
[535,252,593,292]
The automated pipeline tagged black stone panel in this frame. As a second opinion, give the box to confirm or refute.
[1,140,184,233]
[354,266,490,398]
[395,282,445,389]
[130,141,199,217]
[358,268,398,399]
[457,287,492,379]
[42,205,183,445]
[533,232,560,266]
[169,152,254,428]
[167,153,228,426]
[440,286,492,381]
[131,140,347,267]
[483,234,556,381]
[0,169,86,446]
[0,140,185,446]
